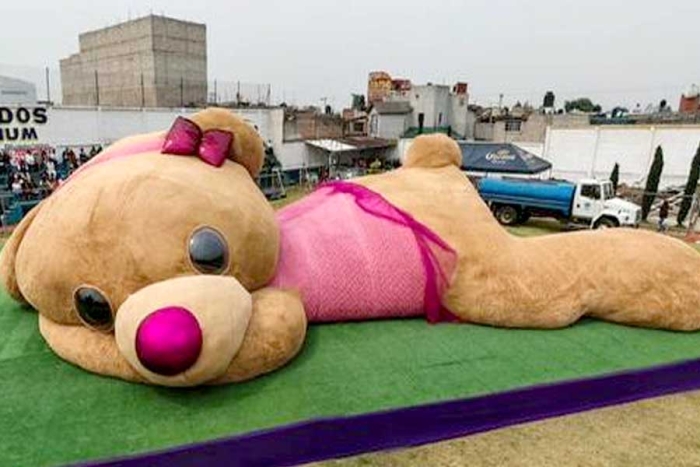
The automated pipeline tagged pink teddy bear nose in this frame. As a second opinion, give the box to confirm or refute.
[135,306,203,376]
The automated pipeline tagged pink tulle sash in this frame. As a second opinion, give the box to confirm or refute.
[272,181,458,323]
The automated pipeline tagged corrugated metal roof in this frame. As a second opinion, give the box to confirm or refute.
[305,137,395,152]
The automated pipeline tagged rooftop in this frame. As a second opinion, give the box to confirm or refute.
[372,101,413,115]
[305,137,395,152]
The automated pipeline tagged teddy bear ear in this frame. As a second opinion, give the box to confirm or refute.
[0,203,42,304]
[188,108,264,178]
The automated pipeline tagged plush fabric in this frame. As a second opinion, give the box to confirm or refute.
[115,275,255,387]
[212,288,307,384]
[272,181,457,323]
[354,165,700,330]
[189,108,264,177]
[3,106,700,388]
[0,109,302,387]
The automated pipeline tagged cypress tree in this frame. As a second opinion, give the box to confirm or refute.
[678,142,700,226]
[641,146,664,221]
[610,163,620,193]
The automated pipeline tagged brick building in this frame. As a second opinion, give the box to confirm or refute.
[60,15,207,108]
[679,85,700,114]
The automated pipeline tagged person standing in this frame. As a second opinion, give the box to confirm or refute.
[658,198,670,233]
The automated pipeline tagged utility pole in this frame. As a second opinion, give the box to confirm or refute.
[140,73,145,108]
[180,77,184,107]
[94,70,100,106]
[45,67,51,103]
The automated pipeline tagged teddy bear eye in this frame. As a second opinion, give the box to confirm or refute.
[74,286,114,331]
[188,227,229,274]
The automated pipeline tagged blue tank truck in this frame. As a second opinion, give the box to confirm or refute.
[477,177,642,228]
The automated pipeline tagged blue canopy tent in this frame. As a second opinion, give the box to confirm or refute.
[460,143,552,174]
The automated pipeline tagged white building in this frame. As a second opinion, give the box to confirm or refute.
[368,101,412,139]
[387,82,471,138]
[0,105,284,153]
[0,76,37,105]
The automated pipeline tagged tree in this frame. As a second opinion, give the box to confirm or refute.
[351,94,366,111]
[641,146,664,221]
[610,163,620,193]
[677,142,700,226]
[564,98,601,113]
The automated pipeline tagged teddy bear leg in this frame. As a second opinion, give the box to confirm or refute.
[445,229,700,331]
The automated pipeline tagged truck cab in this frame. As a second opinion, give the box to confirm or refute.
[571,179,640,228]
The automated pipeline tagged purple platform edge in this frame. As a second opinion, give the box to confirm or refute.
[81,357,700,467]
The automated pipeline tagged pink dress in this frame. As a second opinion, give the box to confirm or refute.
[271,181,458,323]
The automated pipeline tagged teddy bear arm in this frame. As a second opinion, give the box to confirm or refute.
[0,202,43,304]
[210,287,307,384]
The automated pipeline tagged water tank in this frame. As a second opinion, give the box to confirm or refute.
[543,91,555,108]
[478,178,575,213]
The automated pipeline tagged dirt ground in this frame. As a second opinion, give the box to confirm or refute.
[313,391,700,467]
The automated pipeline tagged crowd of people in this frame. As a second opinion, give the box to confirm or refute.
[0,145,103,202]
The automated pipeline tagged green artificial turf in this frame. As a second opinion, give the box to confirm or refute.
[4,288,700,467]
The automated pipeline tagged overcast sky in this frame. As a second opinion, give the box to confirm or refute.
[1,0,698,110]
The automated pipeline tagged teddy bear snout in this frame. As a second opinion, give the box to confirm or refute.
[135,306,203,376]
[115,275,253,386]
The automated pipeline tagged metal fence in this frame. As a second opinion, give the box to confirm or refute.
[0,63,274,108]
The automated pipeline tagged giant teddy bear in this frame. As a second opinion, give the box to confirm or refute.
[3,108,700,387]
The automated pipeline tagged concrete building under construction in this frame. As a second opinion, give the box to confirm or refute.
[60,15,207,108]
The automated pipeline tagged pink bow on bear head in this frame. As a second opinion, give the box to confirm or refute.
[161,117,234,168]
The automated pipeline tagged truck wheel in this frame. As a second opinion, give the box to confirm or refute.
[594,217,618,229]
[517,210,531,224]
[495,205,520,226]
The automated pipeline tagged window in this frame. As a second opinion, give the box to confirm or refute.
[505,119,522,132]
[352,122,364,133]
[580,184,601,200]
[603,183,614,200]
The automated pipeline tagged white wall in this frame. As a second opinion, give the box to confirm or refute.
[375,114,408,139]
[449,93,470,138]
[543,125,700,187]
[277,141,326,170]
[0,105,285,154]
[408,85,451,128]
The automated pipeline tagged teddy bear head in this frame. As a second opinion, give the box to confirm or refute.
[0,108,296,386]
